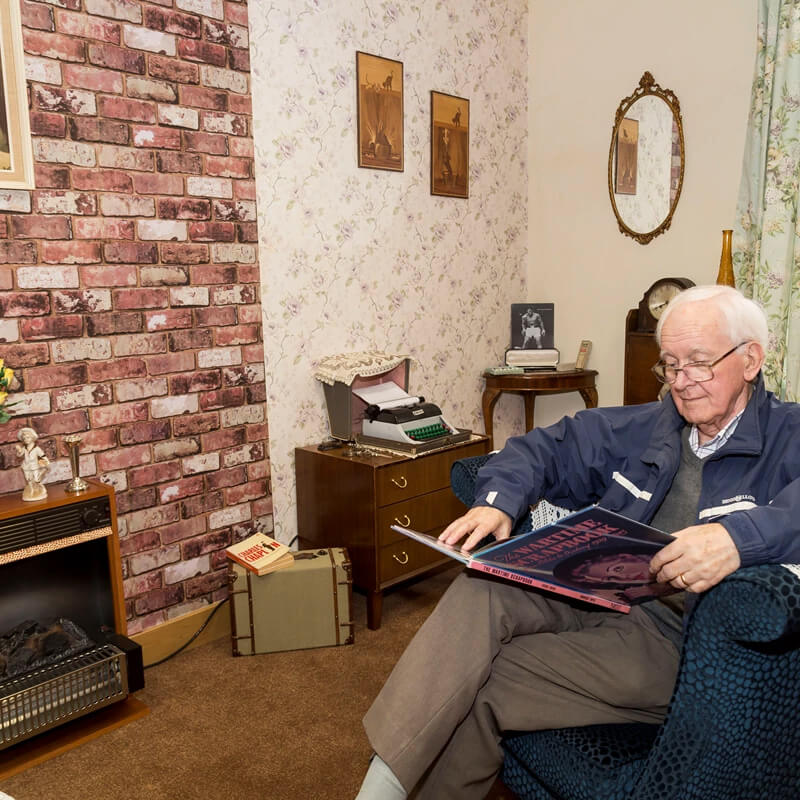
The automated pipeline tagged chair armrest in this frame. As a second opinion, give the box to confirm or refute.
[631,563,800,798]
[450,454,493,506]
[690,563,800,642]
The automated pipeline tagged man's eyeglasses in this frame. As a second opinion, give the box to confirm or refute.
[651,342,748,385]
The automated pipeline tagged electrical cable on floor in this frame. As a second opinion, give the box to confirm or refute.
[145,598,229,669]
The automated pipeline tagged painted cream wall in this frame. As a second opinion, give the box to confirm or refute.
[525,1,758,435]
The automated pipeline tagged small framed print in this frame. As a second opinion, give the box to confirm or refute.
[614,117,638,195]
[510,303,555,350]
[431,91,469,198]
[356,51,404,171]
[0,0,34,190]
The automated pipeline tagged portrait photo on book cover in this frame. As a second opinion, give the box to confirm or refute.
[510,303,554,350]
[550,545,676,604]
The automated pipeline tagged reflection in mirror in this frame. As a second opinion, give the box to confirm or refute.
[608,72,684,245]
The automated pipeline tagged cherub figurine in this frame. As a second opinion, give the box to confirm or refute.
[16,427,50,501]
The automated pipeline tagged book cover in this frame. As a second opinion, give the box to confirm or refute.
[391,507,678,613]
[226,532,294,576]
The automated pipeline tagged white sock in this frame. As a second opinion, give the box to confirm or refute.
[355,753,407,800]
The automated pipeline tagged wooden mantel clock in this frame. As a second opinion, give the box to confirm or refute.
[624,277,695,405]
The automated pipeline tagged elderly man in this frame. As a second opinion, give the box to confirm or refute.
[355,285,800,800]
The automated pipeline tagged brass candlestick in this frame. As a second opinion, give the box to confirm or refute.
[64,434,88,493]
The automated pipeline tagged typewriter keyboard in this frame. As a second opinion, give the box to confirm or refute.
[408,423,452,441]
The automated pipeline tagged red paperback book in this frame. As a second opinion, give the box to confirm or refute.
[392,506,679,613]
[226,532,294,576]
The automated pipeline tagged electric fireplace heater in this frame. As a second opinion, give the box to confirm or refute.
[0,482,144,756]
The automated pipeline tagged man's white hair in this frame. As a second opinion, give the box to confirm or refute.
[656,285,768,350]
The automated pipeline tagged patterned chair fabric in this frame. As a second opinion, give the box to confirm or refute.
[449,454,800,799]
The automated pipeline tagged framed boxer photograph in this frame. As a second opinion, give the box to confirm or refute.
[511,303,554,350]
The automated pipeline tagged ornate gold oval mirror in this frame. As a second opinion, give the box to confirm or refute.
[608,71,685,245]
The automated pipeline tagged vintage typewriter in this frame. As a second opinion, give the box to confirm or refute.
[363,399,457,443]
[355,383,471,453]
[314,354,471,455]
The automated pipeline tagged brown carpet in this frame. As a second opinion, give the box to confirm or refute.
[1,565,518,800]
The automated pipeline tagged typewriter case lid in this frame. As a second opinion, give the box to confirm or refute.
[314,351,415,440]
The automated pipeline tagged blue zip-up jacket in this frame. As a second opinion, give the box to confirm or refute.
[473,376,800,567]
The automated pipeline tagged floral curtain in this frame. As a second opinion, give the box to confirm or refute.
[734,0,800,400]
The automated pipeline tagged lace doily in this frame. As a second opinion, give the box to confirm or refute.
[530,500,571,530]
[782,564,800,581]
[313,351,415,386]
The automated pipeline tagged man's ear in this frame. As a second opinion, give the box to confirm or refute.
[743,341,765,381]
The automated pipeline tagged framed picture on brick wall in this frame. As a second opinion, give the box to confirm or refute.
[0,0,34,190]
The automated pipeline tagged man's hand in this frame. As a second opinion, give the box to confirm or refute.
[649,522,741,593]
[438,506,513,552]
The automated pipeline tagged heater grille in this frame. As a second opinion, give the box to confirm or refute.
[0,644,128,750]
[0,497,111,558]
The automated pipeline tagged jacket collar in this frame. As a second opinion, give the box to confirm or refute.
[640,393,685,465]
[641,373,768,462]
[715,373,766,457]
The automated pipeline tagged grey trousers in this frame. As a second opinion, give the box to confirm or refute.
[363,571,680,799]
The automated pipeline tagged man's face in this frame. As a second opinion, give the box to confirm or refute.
[660,301,760,437]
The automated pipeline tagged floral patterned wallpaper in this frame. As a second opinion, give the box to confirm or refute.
[249,0,529,544]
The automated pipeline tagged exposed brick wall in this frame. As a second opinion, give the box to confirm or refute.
[0,0,271,634]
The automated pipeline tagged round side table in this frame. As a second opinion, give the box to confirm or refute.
[482,368,599,448]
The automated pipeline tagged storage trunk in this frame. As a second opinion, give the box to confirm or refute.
[229,547,354,655]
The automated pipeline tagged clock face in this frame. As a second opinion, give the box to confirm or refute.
[647,282,684,319]
[635,277,695,333]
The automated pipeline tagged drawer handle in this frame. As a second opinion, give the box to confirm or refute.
[391,476,408,489]
[394,514,411,527]
[392,551,409,565]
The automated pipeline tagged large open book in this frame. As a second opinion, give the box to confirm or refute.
[392,506,678,612]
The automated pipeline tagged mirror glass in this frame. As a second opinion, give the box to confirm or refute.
[608,72,684,245]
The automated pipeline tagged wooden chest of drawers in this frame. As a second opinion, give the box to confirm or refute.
[295,436,490,629]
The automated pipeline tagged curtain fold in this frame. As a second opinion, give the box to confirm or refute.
[734,0,800,400]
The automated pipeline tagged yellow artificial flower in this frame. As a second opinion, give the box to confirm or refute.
[0,392,7,406]
[1,367,13,386]
[0,358,4,370]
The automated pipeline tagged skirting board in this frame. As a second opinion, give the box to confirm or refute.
[131,601,231,667]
